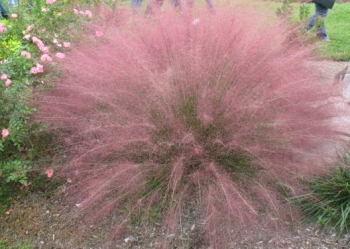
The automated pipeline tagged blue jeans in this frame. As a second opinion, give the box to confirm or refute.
[131,0,142,14]
[306,3,329,40]
[0,2,8,18]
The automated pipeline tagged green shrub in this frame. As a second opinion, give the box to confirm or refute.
[0,0,96,210]
[294,154,350,233]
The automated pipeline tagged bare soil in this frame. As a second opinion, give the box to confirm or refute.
[1,58,350,249]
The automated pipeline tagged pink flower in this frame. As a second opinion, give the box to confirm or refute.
[67,178,72,183]
[0,23,6,33]
[39,46,49,53]
[85,10,92,18]
[5,79,11,87]
[30,67,38,74]
[55,52,65,59]
[57,43,62,47]
[32,37,44,47]
[11,14,17,19]
[21,51,31,59]
[1,74,7,80]
[2,129,9,138]
[63,42,70,48]
[40,54,53,62]
[30,63,44,74]
[52,38,58,44]
[46,0,56,4]
[45,169,54,178]
[73,8,79,14]
[95,31,103,38]
[23,34,31,40]
[36,63,44,73]
[26,24,34,32]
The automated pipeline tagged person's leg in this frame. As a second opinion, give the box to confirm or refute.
[314,3,329,40]
[0,2,8,19]
[145,0,164,15]
[306,4,318,31]
[131,0,142,14]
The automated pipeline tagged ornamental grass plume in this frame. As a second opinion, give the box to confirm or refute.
[36,6,340,248]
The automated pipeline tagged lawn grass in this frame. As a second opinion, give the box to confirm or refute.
[320,3,350,61]
[281,2,350,61]
[224,1,350,61]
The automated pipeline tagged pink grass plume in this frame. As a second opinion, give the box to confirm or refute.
[34,6,342,248]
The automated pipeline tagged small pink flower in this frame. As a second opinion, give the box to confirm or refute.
[45,169,54,178]
[46,0,56,4]
[0,23,6,34]
[5,79,11,87]
[11,14,17,19]
[21,51,31,59]
[40,54,53,62]
[52,38,58,44]
[26,24,34,32]
[1,74,7,80]
[23,34,31,40]
[85,10,92,18]
[95,31,103,38]
[67,178,72,183]
[30,63,44,74]
[24,181,32,187]
[2,129,9,138]
[30,67,38,74]
[55,52,65,59]
[73,8,79,14]
[32,37,44,47]
[57,43,62,47]
[39,46,49,53]
[63,42,70,48]
[36,63,44,73]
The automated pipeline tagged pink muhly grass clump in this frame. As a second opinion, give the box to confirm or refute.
[35,6,339,247]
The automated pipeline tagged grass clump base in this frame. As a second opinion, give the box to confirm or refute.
[294,151,350,234]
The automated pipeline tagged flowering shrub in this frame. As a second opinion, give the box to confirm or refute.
[36,6,340,247]
[0,0,98,210]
